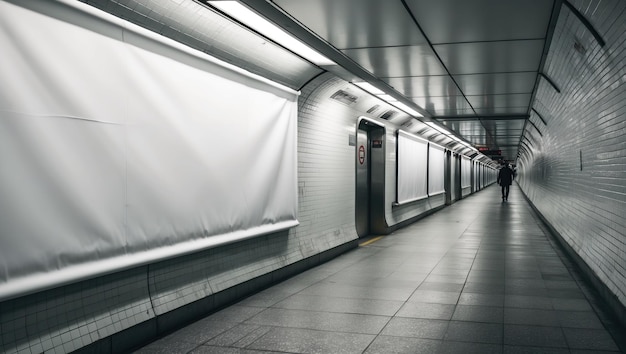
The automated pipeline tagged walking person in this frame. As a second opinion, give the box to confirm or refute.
[497,163,514,202]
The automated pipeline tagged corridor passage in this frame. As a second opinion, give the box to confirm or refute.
[137,185,625,353]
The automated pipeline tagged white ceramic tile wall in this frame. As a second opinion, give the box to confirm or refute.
[0,69,460,353]
[518,0,626,308]
[0,268,153,353]
[293,74,361,256]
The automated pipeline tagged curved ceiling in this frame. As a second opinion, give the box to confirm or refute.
[239,0,560,163]
[84,0,561,163]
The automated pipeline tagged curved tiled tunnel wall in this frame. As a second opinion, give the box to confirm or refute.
[517,0,625,320]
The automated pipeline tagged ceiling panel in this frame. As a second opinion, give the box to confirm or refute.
[441,120,487,139]
[474,107,529,115]
[342,45,446,77]
[433,40,544,74]
[410,96,474,116]
[273,0,428,49]
[466,94,532,110]
[453,72,537,95]
[385,75,463,97]
[483,119,526,135]
[405,0,555,44]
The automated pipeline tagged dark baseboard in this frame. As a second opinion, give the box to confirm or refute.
[75,239,359,353]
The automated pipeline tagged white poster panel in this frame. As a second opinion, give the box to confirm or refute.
[461,156,472,188]
[0,0,298,300]
[397,130,428,204]
[428,144,445,196]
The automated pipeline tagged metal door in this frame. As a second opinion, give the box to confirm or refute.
[445,150,452,205]
[355,128,369,237]
[355,118,386,238]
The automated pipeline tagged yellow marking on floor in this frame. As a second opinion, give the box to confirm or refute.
[360,236,383,246]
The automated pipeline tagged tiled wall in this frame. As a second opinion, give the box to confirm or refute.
[293,74,362,257]
[517,0,626,312]
[0,67,453,353]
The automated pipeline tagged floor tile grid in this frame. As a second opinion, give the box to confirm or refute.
[522,193,626,353]
[364,188,492,353]
[205,243,402,354]
[498,187,622,353]
[135,185,626,353]
[134,248,388,353]
[190,208,466,353]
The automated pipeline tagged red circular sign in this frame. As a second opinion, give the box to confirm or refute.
[358,145,365,165]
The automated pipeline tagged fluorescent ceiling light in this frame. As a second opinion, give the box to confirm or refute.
[208,1,335,66]
[426,123,476,149]
[391,102,422,117]
[353,82,385,95]
[377,94,397,102]
[353,82,423,117]
[425,122,450,135]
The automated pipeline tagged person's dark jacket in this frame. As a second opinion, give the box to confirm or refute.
[497,165,514,186]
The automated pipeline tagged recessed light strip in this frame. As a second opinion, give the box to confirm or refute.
[207,1,335,66]
[353,82,423,117]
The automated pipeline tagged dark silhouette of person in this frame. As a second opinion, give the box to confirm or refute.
[497,163,514,201]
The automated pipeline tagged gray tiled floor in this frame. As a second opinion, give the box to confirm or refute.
[136,185,626,353]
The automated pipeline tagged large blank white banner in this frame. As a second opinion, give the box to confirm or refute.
[461,156,472,188]
[428,144,445,196]
[0,0,298,300]
[397,130,428,204]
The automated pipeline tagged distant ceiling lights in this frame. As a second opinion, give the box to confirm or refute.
[206,1,336,66]
[425,122,451,135]
[353,82,423,118]
[426,122,477,152]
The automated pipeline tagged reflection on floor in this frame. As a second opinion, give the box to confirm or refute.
[136,185,626,353]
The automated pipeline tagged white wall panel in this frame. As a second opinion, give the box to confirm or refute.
[0,0,298,300]
[461,156,472,188]
[293,75,360,257]
[428,144,445,196]
[397,131,428,203]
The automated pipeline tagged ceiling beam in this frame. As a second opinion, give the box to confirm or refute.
[563,0,606,47]
[531,108,548,125]
[436,115,528,121]
[521,0,561,155]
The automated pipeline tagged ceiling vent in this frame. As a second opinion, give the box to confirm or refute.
[367,104,381,114]
[380,110,397,120]
[330,90,358,105]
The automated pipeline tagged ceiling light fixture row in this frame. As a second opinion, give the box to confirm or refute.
[353,82,483,158]
[204,1,427,124]
[204,1,426,120]
[205,1,335,66]
[352,81,423,118]
[205,1,492,164]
